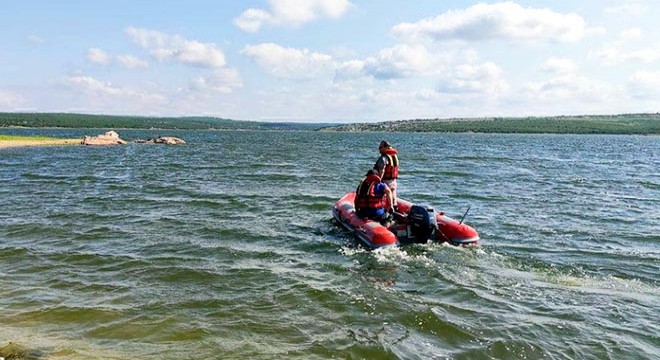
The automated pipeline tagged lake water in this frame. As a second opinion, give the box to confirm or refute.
[1,129,658,359]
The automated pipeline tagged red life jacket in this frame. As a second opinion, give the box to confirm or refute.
[379,147,399,180]
[355,174,386,211]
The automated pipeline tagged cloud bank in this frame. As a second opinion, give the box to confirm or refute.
[125,27,226,68]
[234,0,353,32]
[242,43,334,79]
[392,2,593,43]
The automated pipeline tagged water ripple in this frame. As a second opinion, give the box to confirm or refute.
[1,130,658,359]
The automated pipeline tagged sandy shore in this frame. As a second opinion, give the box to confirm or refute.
[0,139,81,148]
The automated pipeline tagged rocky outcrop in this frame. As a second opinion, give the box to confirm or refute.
[142,136,186,145]
[82,131,127,146]
[82,131,186,146]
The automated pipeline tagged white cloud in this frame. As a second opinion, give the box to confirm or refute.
[361,44,446,80]
[331,43,508,111]
[591,46,660,64]
[66,76,165,103]
[628,70,660,99]
[26,35,46,44]
[125,27,225,68]
[241,43,333,79]
[359,89,408,104]
[619,27,642,40]
[0,90,26,109]
[87,48,110,65]
[525,75,613,101]
[116,55,149,69]
[392,1,593,43]
[233,9,273,33]
[234,0,353,32]
[87,48,149,69]
[67,76,125,96]
[334,44,505,97]
[414,88,441,102]
[188,68,243,93]
[334,60,366,82]
[604,3,646,16]
[540,57,577,74]
[437,62,509,95]
[334,44,453,81]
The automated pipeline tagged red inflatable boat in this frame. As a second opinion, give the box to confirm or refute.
[332,192,479,248]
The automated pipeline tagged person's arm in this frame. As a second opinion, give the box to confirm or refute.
[374,156,386,179]
[382,185,393,212]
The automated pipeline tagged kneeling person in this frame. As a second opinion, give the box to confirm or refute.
[354,169,394,224]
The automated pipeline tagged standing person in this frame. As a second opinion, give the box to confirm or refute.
[354,169,394,224]
[374,140,399,208]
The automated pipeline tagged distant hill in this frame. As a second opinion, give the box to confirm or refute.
[320,114,660,134]
[3,112,659,134]
[0,112,329,131]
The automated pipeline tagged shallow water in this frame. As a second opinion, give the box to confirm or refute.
[1,129,658,359]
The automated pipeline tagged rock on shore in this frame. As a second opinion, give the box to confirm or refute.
[81,131,186,146]
[141,136,186,145]
[82,131,127,146]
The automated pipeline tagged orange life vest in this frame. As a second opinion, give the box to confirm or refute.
[355,174,386,212]
[379,147,399,180]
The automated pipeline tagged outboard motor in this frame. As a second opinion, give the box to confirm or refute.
[408,204,437,243]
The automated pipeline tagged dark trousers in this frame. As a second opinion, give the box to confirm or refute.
[357,209,392,225]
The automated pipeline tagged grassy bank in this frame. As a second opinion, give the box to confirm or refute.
[0,134,80,148]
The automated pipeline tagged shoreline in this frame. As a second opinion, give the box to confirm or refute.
[2,112,659,134]
[0,139,81,148]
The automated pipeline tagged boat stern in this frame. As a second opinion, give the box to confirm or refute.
[436,215,480,246]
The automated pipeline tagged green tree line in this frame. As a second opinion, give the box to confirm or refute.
[2,112,659,134]
[0,112,324,131]
[321,114,660,134]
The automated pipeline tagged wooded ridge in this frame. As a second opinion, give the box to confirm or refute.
[2,112,659,134]
[320,114,660,134]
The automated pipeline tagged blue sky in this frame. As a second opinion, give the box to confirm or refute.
[2,0,660,122]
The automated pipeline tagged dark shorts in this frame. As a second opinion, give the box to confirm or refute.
[357,209,392,224]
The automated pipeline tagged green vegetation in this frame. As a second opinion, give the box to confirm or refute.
[0,134,79,147]
[2,112,659,134]
[321,114,660,134]
[0,134,62,141]
[0,112,326,131]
